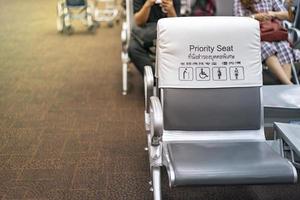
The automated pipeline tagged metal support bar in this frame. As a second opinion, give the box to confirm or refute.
[152,167,162,200]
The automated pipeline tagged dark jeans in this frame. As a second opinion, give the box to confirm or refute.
[128,38,155,75]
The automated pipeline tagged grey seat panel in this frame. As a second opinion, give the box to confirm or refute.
[264,108,300,118]
[163,87,261,131]
[166,141,297,186]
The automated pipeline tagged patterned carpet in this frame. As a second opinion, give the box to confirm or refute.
[0,0,300,199]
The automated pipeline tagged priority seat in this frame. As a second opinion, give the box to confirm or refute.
[144,17,297,200]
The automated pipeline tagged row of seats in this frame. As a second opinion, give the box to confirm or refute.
[143,17,300,200]
[57,1,300,199]
[120,1,300,199]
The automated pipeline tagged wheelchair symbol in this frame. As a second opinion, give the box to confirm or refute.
[199,68,208,79]
[196,67,210,81]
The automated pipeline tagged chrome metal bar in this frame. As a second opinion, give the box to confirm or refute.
[152,167,162,200]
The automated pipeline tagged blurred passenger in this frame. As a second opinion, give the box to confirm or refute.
[190,0,216,16]
[128,0,180,75]
[234,0,300,84]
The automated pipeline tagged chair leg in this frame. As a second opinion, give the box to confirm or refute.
[122,62,128,95]
[152,166,162,200]
[64,8,71,27]
[291,62,299,85]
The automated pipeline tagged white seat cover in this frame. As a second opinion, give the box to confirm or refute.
[156,17,262,88]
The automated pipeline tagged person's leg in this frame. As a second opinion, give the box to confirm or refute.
[128,39,154,75]
[265,55,293,84]
[273,41,294,83]
[282,63,292,80]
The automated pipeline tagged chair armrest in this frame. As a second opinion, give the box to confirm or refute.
[288,27,300,49]
[287,27,300,84]
[121,22,128,44]
[274,122,300,156]
[150,96,163,146]
[283,20,292,30]
[144,66,154,114]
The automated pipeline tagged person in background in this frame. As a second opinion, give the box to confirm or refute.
[234,0,300,84]
[128,0,180,75]
[190,0,216,16]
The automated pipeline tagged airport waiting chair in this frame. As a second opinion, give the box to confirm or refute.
[56,0,96,34]
[144,1,300,131]
[144,17,297,200]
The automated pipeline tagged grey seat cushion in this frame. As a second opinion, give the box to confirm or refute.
[166,141,297,186]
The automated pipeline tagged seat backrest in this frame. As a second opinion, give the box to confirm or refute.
[163,87,261,131]
[156,17,263,137]
[215,0,234,16]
